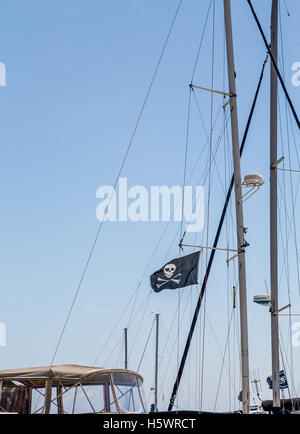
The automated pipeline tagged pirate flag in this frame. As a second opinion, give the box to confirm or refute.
[150,251,200,293]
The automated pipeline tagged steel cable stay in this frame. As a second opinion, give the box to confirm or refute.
[276,22,297,394]
[123,103,232,372]
[92,92,231,366]
[49,0,184,366]
[278,181,300,282]
[128,292,153,362]
[95,111,229,370]
[277,53,300,393]
[168,55,269,411]
[283,0,300,49]
[213,309,235,411]
[224,61,234,410]
[190,0,213,84]
[179,108,232,244]
[92,290,151,365]
[95,0,218,370]
[158,114,231,383]
[103,335,124,367]
[247,0,300,130]
[206,310,239,396]
[157,283,205,406]
[176,85,193,410]
[278,11,300,301]
[278,327,295,404]
[277,181,299,395]
[136,316,156,372]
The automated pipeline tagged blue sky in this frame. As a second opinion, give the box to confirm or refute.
[1,0,300,412]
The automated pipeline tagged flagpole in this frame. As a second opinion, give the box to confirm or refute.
[224,0,250,414]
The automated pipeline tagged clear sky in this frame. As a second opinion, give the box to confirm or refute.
[1,0,300,413]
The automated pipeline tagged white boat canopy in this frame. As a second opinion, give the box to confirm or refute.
[0,364,143,387]
[0,364,145,414]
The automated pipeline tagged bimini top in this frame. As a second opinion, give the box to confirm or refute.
[0,364,143,387]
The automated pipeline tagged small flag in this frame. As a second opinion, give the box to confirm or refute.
[150,251,200,293]
[267,370,288,390]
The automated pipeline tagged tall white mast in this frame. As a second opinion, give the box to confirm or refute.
[223,0,250,414]
[270,0,281,410]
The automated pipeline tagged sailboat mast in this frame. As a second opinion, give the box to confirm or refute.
[270,0,280,410]
[223,0,250,414]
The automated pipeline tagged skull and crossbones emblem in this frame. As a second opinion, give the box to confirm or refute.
[156,263,182,289]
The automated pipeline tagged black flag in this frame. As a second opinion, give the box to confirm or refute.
[150,251,200,293]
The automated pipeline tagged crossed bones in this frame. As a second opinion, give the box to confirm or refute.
[156,273,182,289]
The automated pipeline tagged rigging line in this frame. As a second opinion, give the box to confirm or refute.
[103,335,123,367]
[277,185,291,298]
[181,109,232,243]
[279,325,297,398]
[191,0,213,83]
[180,88,192,242]
[161,288,201,385]
[213,309,235,412]
[277,180,300,271]
[106,291,152,363]
[168,55,268,411]
[187,97,225,183]
[279,325,295,402]
[49,0,183,366]
[224,100,232,410]
[177,94,221,405]
[287,109,300,168]
[277,35,295,390]
[176,87,193,408]
[191,89,209,139]
[128,291,152,360]
[136,316,156,372]
[283,0,300,49]
[222,20,235,405]
[102,99,227,360]
[157,285,199,402]
[151,98,226,257]
[168,105,230,257]
[205,311,237,393]
[279,339,293,406]
[126,229,169,328]
[278,16,297,393]
[93,291,152,365]
[277,200,293,386]
[92,287,146,364]
[193,92,224,143]
[285,118,300,295]
[283,0,290,16]
[94,152,199,364]
[127,104,228,333]
[279,13,300,297]
[125,95,230,375]
[201,0,215,411]
[277,184,298,394]
[117,335,125,368]
[278,88,291,291]
[247,0,300,130]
